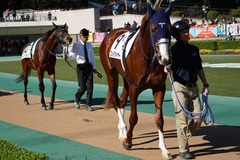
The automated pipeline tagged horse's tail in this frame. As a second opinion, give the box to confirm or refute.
[15,70,31,83]
[15,73,24,83]
[104,90,112,110]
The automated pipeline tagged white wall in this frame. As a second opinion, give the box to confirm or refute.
[0,8,100,36]
[51,8,100,34]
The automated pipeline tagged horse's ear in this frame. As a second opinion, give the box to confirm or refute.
[52,22,58,29]
[147,3,155,18]
[64,23,68,30]
[165,0,174,16]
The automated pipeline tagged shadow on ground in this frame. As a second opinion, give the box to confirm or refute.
[192,125,240,158]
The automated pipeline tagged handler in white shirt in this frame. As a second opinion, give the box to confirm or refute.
[64,28,98,111]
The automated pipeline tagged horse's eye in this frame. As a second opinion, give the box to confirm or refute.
[151,24,158,35]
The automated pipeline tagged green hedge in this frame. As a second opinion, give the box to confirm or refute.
[0,139,49,160]
[189,40,240,50]
[190,41,217,50]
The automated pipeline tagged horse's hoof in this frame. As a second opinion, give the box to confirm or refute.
[24,101,29,105]
[41,106,47,111]
[122,141,132,150]
[48,106,54,110]
[48,103,54,110]
[162,153,173,160]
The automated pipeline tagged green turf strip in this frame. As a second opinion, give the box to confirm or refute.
[0,121,141,160]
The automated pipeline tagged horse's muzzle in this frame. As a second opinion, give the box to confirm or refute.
[62,37,72,46]
[157,54,169,66]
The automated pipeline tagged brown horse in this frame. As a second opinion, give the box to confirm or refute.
[100,2,173,160]
[16,22,72,110]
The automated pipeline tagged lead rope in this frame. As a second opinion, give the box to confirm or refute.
[63,46,102,78]
[167,73,214,125]
[201,92,214,125]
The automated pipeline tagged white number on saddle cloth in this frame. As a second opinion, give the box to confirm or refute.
[109,30,139,70]
[109,30,139,59]
[22,38,41,59]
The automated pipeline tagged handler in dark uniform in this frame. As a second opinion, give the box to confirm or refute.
[164,20,209,159]
[64,28,98,111]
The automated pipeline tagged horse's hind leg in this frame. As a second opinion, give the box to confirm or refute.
[22,63,30,105]
[103,68,128,141]
[118,79,129,141]
[120,79,129,107]
[122,87,138,150]
[23,80,29,105]
[105,68,120,111]
[153,90,172,160]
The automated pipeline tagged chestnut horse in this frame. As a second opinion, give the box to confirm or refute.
[16,22,72,110]
[100,3,173,160]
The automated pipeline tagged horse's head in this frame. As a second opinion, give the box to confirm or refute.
[148,3,172,66]
[53,22,72,46]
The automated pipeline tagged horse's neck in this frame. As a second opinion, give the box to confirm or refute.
[139,24,154,58]
[45,32,58,51]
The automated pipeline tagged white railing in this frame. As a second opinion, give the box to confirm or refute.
[2,9,59,22]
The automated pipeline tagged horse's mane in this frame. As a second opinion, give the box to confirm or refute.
[42,28,55,41]
[140,13,150,38]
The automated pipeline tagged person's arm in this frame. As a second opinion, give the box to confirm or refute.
[64,43,76,60]
[198,69,209,94]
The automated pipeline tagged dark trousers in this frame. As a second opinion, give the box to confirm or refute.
[75,67,93,106]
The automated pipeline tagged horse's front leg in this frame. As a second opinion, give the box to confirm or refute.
[38,70,47,110]
[48,73,56,110]
[122,87,138,150]
[153,90,172,160]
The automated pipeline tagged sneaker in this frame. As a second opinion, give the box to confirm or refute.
[74,101,80,109]
[179,151,193,159]
[85,105,94,112]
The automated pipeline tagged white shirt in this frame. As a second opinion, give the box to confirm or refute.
[67,39,96,70]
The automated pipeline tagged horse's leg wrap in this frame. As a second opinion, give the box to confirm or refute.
[117,108,127,141]
[158,130,173,160]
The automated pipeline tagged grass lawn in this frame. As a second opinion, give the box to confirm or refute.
[0,55,239,98]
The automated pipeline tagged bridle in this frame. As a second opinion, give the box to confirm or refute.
[55,28,71,45]
[45,27,71,57]
[122,12,171,89]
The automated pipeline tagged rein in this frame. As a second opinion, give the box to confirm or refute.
[45,45,57,56]
[167,73,214,125]
[63,46,76,70]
